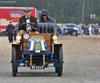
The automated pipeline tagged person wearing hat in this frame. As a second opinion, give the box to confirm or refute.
[39,10,54,23]
[19,8,39,35]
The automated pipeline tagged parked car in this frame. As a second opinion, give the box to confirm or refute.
[0,30,6,36]
[62,23,82,36]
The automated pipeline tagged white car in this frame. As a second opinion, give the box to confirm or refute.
[62,23,82,36]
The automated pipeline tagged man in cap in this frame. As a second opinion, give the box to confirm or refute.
[19,8,39,35]
[39,10,54,23]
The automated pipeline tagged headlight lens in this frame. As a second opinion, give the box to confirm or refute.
[74,27,77,30]
[16,35,22,43]
[52,33,58,43]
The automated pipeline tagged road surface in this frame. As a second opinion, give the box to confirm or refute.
[0,36,100,83]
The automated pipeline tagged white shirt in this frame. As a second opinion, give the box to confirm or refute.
[26,17,31,32]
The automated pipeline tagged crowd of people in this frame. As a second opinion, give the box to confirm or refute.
[57,23,100,36]
[81,23,100,36]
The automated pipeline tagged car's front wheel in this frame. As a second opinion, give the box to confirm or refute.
[12,46,18,76]
[71,30,78,36]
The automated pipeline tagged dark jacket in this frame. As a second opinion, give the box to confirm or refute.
[19,16,38,32]
[39,15,54,23]
[6,24,15,34]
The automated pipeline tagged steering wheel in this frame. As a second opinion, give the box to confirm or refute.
[20,23,38,32]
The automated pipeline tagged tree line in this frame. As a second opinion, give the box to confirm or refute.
[0,0,100,23]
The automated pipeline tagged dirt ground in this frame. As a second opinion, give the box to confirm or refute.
[0,36,100,83]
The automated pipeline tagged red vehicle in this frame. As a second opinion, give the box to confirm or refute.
[0,7,37,31]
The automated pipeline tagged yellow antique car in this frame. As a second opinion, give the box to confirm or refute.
[12,23,63,76]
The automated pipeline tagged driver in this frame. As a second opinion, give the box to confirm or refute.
[19,8,39,35]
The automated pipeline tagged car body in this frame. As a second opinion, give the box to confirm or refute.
[12,23,63,76]
[62,23,82,36]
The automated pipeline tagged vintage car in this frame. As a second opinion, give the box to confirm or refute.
[12,23,63,76]
[62,23,82,36]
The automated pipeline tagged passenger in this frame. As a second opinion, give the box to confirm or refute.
[39,10,54,23]
[19,8,39,35]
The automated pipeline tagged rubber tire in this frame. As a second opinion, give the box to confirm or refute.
[71,30,78,36]
[57,46,63,76]
[12,47,17,76]
[55,67,58,73]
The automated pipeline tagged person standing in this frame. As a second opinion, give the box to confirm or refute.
[6,21,15,43]
[88,24,92,36]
